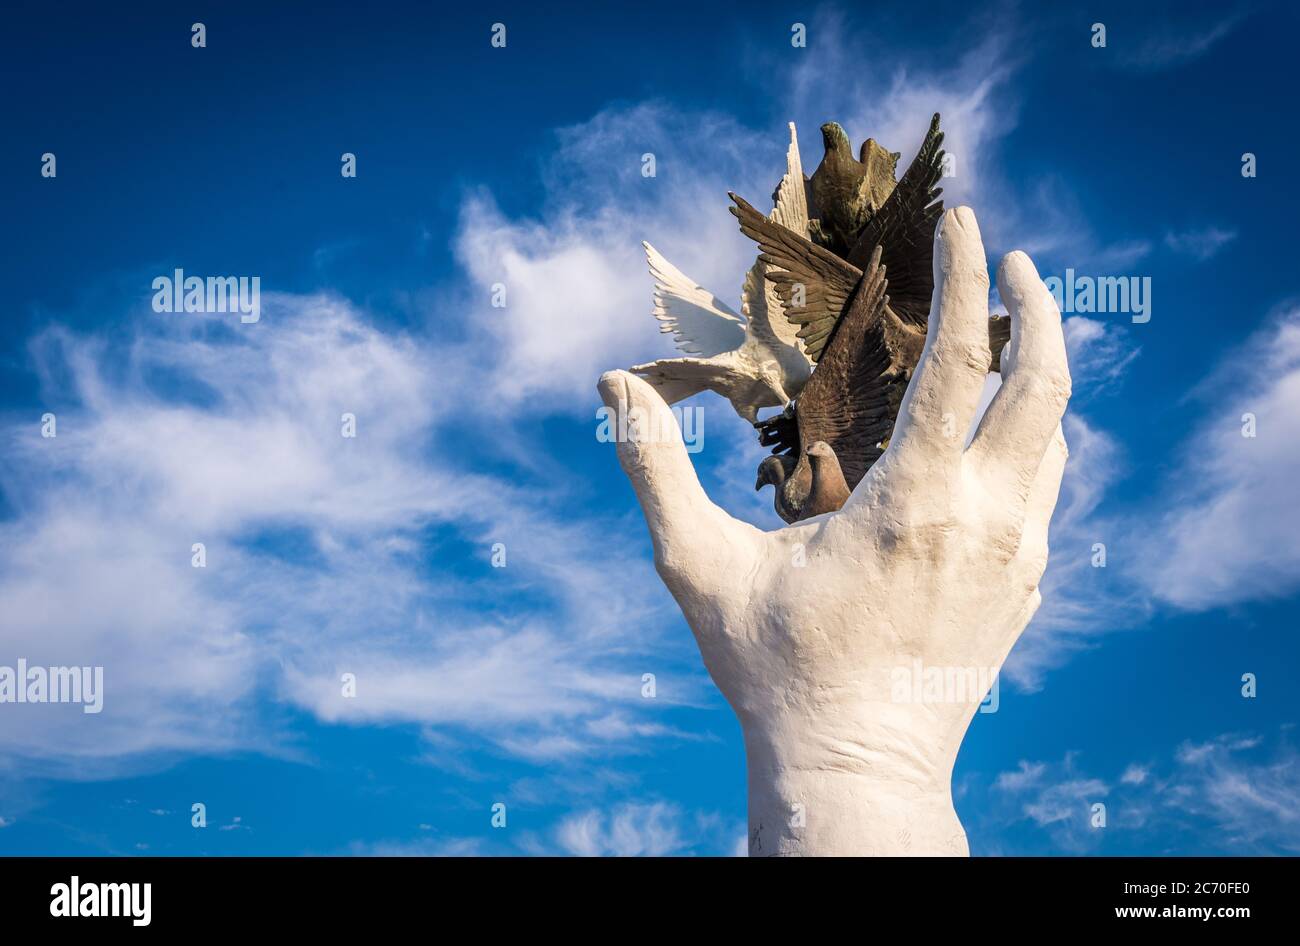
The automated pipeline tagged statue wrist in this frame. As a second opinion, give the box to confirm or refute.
[737,700,969,856]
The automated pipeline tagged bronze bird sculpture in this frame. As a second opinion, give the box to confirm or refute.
[744,239,905,523]
[786,113,1011,371]
[817,113,951,341]
[808,121,901,257]
[757,440,851,522]
[731,164,1010,522]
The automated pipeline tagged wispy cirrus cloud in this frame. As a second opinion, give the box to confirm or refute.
[544,800,743,857]
[1062,316,1142,391]
[979,729,1300,855]
[353,799,745,857]
[1117,9,1249,71]
[1141,305,1300,609]
[1004,411,1146,690]
[1164,733,1300,851]
[345,835,486,857]
[1163,225,1238,261]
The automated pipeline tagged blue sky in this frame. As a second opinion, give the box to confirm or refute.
[1,0,1297,855]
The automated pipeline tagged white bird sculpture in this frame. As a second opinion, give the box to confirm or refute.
[630,123,814,423]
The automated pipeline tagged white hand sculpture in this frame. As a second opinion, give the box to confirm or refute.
[599,208,1071,856]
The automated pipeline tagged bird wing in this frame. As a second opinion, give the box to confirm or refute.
[846,112,946,327]
[755,123,817,358]
[630,351,773,410]
[738,260,785,354]
[642,242,747,357]
[791,246,903,488]
[770,122,811,238]
[628,357,718,405]
[729,192,863,363]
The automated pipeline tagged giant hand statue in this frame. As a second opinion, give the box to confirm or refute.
[599,208,1071,856]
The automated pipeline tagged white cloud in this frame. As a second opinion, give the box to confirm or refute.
[1003,178,1154,272]
[1143,306,1300,609]
[1004,411,1147,690]
[346,835,485,857]
[988,752,1109,851]
[555,801,687,856]
[350,799,743,857]
[1062,316,1141,391]
[1022,777,1109,828]
[983,730,1300,854]
[994,760,1047,793]
[452,103,767,414]
[0,293,697,775]
[1120,764,1148,786]
[1163,226,1238,261]
[1118,10,1248,71]
[1089,239,1155,270]
[1164,734,1300,852]
[550,800,740,857]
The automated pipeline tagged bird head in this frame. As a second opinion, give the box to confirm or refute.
[755,455,788,492]
[859,137,902,174]
[806,441,841,466]
[820,122,853,159]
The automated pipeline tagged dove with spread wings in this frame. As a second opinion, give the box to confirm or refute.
[630,124,815,423]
